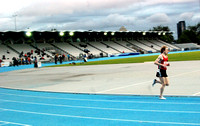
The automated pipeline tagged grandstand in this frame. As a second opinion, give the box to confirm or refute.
[175,43,200,50]
[0,31,182,66]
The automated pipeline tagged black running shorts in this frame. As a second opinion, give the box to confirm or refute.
[156,69,168,77]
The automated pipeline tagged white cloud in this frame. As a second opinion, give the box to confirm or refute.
[142,0,197,6]
[192,13,200,23]
[146,13,170,23]
[179,12,194,20]
[0,0,199,32]
[37,13,137,31]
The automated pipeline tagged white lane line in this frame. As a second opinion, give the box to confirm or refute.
[0,92,199,105]
[96,80,152,93]
[97,69,200,93]
[193,92,200,96]
[0,121,30,126]
[1,99,199,114]
[1,108,200,125]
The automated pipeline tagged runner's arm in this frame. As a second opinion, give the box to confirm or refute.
[154,55,165,67]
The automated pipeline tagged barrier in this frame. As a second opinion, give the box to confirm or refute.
[1,62,10,67]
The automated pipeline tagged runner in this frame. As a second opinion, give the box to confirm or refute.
[152,46,170,100]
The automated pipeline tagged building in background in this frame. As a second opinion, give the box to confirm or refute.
[177,21,186,39]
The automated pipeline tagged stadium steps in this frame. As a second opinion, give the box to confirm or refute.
[113,41,136,52]
[136,40,159,52]
[68,42,85,52]
[126,41,148,53]
[157,39,181,50]
[5,43,20,55]
[29,44,54,59]
[147,40,162,48]
[50,43,76,58]
[100,42,121,53]
[86,42,108,56]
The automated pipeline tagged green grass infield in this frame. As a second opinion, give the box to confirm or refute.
[47,51,200,67]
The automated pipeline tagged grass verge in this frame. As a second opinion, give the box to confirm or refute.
[47,51,200,67]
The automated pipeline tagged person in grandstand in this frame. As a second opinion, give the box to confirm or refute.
[34,56,38,68]
[152,46,170,100]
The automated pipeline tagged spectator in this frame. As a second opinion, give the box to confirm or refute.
[59,55,63,64]
[55,54,58,64]
[67,54,70,61]
[28,57,31,64]
[12,57,18,66]
[0,59,2,67]
[34,56,38,68]
[83,53,88,62]
[62,54,65,61]
[100,52,103,57]
[2,55,6,60]
[25,57,28,64]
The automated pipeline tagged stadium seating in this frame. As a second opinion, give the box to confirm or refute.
[33,43,55,58]
[101,41,136,53]
[138,40,160,51]
[175,43,200,50]
[87,41,120,55]
[70,42,105,57]
[128,40,157,53]
[0,39,184,66]
[52,42,84,57]
[114,41,137,52]
[0,44,18,61]
[155,39,180,51]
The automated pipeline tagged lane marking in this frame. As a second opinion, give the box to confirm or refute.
[1,99,199,114]
[96,80,152,93]
[193,92,200,96]
[97,69,200,93]
[0,92,199,105]
[0,121,30,126]
[1,108,200,125]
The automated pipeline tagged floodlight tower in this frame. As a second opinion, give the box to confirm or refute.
[13,14,17,31]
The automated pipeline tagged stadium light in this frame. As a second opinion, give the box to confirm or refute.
[26,31,32,37]
[59,32,65,36]
[69,32,74,36]
[111,32,115,36]
[104,32,107,36]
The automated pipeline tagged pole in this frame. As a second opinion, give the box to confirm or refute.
[13,14,17,31]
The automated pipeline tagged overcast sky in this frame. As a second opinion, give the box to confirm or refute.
[0,0,199,38]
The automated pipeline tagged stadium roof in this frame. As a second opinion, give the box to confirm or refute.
[0,30,172,44]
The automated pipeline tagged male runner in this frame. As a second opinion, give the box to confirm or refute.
[153,46,170,100]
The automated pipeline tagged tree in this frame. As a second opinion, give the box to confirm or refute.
[178,22,200,44]
[150,25,170,31]
[149,25,174,43]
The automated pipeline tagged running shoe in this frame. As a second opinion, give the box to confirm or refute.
[159,96,166,100]
[152,79,156,87]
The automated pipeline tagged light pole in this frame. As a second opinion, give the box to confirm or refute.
[13,14,17,31]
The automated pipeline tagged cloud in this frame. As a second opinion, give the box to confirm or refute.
[179,12,194,20]
[37,13,137,31]
[17,0,139,17]
[0,0,199,32]
[192,13,200,23]
[142,0,197,6]
[146,13,170,23]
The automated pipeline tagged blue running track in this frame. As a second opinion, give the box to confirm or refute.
[0,88,200,126]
